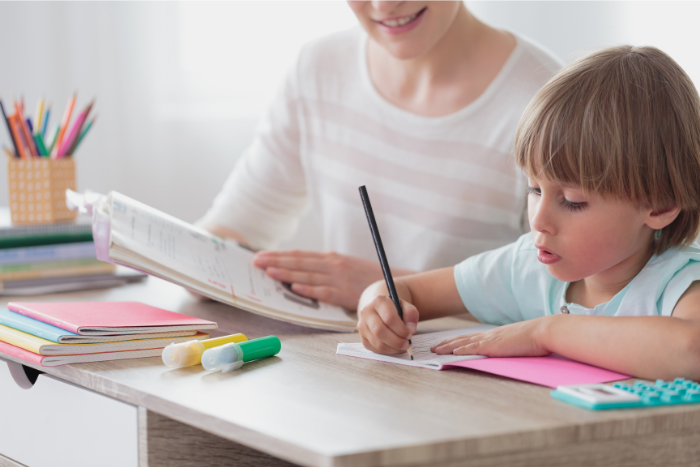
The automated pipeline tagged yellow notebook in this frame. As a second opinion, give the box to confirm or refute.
[0,323,208,355]
[0,261,115,281]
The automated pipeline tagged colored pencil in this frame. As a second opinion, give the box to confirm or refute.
[46,125,60,156]
[2,145,14,158]
[26,118,40,156]
[26,118,41,157]
[8,114,29,159]
[0,98,20,158]
[14,100,38,158]
[71,115,96,156]
[34,133,48,156]
[35,97,44,135]
[52,93,76,158]
[358,185,414,360]
[41,106,50,138]
[13,101,37,158]
[58,100,93,158]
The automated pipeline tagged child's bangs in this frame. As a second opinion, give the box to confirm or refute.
[516,107,587,189]
[515,61,639,201]
[515,98,613,196]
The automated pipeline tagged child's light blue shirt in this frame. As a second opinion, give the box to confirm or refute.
[454,234,700,324]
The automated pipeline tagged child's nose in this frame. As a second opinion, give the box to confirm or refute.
[529,200,557,235]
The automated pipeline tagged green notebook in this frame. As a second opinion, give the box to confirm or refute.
[0,207,93,249]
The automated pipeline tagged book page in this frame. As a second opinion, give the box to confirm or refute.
[337,325,495,369]
[107,192,356,328]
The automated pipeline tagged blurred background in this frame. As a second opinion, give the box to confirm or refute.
[1,1,699,249]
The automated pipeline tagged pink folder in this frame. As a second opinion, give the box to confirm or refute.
[447,354,629,388]
[7,302,217,336]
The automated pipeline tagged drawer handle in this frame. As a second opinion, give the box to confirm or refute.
[7,361,43,389]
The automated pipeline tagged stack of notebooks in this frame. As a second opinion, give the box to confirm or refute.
[0,208,145,295]
[0,302,217,366]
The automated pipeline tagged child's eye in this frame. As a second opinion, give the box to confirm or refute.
[562,199,587,212]
[526,187,541,196]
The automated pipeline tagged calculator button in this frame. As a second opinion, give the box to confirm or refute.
[643,392,661,403]
[685,390,700,402]
[662,391,682,403]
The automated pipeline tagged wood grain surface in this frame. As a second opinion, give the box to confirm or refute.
[2,277,700,467]
[0,453,26,467]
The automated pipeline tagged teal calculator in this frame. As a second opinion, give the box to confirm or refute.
[550,378,700,410]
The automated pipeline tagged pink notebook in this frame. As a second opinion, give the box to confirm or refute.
[0,340,163,367]
[7,302,218,336]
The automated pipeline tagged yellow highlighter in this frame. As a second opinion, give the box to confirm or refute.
[162,333,247,369]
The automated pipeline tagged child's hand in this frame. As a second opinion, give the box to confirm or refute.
[358,295,419,355]
[431,319,550,357]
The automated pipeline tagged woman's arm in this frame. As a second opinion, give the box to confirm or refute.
[357,267,473,354]
[199,223,249,246]
[433,281,700,380]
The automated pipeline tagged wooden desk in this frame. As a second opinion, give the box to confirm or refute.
[2,277,700,467]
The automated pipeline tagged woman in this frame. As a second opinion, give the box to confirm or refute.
[198,1,562,310]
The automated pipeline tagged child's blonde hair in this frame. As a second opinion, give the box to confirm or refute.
[516,46,700,254]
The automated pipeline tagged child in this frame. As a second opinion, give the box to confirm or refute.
[357,45,700,381]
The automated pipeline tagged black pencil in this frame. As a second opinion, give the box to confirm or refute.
[0,98,19,158]
[358,185,413,360]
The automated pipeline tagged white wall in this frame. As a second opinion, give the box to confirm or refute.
[468,1,700,80]
[1,1,699,249]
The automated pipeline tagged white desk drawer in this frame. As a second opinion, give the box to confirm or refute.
[0,360,138,467]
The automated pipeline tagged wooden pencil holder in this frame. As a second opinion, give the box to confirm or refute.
[7,158,78,224]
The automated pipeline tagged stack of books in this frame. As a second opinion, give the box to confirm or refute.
[0,208,145,295]
[0,302,218,367]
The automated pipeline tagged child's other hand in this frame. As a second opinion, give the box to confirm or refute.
[358,296,418,355]
[431,319,550,357]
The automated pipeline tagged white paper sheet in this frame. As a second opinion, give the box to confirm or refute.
[337,325,496,369]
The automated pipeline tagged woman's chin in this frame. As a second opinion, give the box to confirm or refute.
[375,37,433,61]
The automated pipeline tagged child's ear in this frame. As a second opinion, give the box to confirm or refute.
[645,206,681,230]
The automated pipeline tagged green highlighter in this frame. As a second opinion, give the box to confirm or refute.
[202,336,281,373]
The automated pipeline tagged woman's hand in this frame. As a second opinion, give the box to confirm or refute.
[253,250,413,310]
[357,295,419,355]
[431,318,551,357]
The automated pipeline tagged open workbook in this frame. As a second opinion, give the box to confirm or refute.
[337,325,630,388]
[67,190,357,332]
